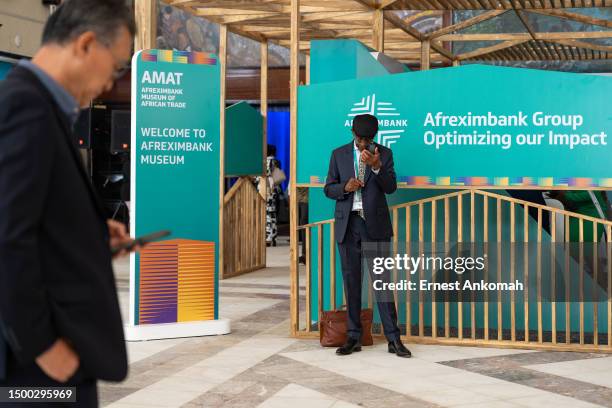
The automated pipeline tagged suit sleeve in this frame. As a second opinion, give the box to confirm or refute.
[0,90,58,364]
[324,151,349,201]
[373,148,397,194]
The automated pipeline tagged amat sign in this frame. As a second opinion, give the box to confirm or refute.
[128,49,230,340]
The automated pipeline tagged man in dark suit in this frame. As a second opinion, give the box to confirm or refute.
[325,114,411,358]
[0,1,135,406]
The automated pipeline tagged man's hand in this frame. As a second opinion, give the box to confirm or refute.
[344,178,364,193]
[107,219,133,258]
[35,339,79,383]
[361,147,381,170]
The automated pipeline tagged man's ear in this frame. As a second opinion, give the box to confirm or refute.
[73,31,97,58]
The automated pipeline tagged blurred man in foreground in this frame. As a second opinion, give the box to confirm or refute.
[0,1,136,406]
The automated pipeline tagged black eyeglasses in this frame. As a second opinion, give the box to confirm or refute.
[113,63,131,80]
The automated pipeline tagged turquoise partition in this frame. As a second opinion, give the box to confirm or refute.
[299,40,611,340]
[225,101,264,176]
[309,39,390,84]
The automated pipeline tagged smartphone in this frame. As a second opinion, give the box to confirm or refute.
[111,230,171,255]
[367,143,376,154]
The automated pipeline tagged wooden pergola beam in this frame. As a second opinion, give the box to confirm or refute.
[278,40,312,49]
[195,7,284,16]
[218,23,227,278]
[427,9,508,40]
[289,0,300,337]
[260,39,269,210]
[403,10,444,26]
[371,0,612,9]
[382,8,423,39]
[135,0,158,51]
[457,39,529,60]
[201,12,281,24]
[549,38,612,53]
[382,9,455,61]
[302,10,368,23]
[163,0,612,64]
[437,31,612,41]
[380,0,402,7]
[373,8,385,51]
[528,9,612,29]
[421,39,430,69]
[514,8,538,41]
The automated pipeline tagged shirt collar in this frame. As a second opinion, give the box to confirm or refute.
[18,60,80,126]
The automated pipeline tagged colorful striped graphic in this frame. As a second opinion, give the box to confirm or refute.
[139,239,215,325]
[395,176,612,188]
[310,176,322,184]
[306,174,612,188]
[141,49,217,65]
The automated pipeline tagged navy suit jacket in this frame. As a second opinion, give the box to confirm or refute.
[0,66,127,381]
[324,142,397,243]
[0,321,5,381]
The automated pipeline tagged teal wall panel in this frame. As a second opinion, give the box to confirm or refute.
[309,39,390,85]
[225,101,264,176]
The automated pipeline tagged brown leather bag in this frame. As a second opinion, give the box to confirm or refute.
[319,308,373,347]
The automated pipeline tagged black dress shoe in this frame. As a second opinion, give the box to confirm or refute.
[388,339,412,358]
[336,338,362,355]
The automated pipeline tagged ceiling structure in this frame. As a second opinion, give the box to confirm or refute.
[162,0,612,66]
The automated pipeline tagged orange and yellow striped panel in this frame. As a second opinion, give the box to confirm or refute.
[138,239,215,325]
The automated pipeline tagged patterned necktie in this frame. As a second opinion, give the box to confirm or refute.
[357,155,366,219]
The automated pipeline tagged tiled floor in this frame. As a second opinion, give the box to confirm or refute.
[102,239,612,408]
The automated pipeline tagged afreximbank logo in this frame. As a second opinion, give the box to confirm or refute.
[344,93,407,148]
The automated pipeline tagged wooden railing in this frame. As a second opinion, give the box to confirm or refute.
[292,189,612,352]
[223,177,266,279]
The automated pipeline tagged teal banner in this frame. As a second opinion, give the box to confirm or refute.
[130,49,220,326]
[225,101,264,176]
[298,64,612,189]
[310,39,390,84]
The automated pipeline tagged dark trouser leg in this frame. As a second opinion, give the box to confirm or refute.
[356,220,401,342]
[338,215,363,341]
[374,294,400,342]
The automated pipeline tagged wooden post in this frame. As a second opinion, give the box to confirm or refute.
[421,40,430,70]
[134,0,157,51]
[260,40,268,266]
[289,0,300,336]
[305,54,311,85]
[373,8,384,52]
[219,24,227,279]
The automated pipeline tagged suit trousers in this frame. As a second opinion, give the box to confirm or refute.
[338,212,401,342]
[0,352,98,407]
[0,325,6,381]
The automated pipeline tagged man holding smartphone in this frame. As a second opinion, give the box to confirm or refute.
[324,114,411,358]
[0,1,135,406]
